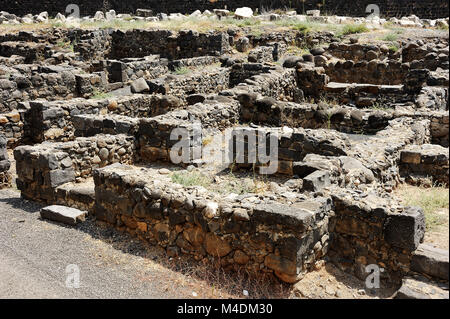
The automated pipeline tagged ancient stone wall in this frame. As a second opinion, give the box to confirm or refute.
[14,134,135,203]
[0,133,11,188]
[93,163,332,283]
[0,66,103,113]
[73,114,139,137]
[231,126,349,175]
[147,67,230,100]
[138,99,239,163]
[109,30,231,60]
[0,110,24,147]
[399,144,449,186]
[23,94,182,144]
[329,191,426,282]
[0,0,448,19]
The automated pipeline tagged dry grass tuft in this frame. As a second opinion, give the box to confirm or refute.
[395,184,449,231]
[165,257,292,299]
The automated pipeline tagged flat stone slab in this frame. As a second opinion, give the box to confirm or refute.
[395,276,449,299]
[411,243,449,280]
[40,205,87,226]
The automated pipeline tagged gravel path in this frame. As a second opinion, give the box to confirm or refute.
[0,189,202,299]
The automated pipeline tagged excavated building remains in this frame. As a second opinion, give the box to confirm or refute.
[1,7,449,299]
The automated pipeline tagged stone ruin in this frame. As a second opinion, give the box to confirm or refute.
[1,7,449,299]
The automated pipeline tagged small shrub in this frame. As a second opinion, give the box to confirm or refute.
[293,22,311,34]
[382,33,399,42]
[396,185,449,231]
[171,171,212,188]
[388,43,399,52]
[172,66,191,75]
[341,24,369,35]
[90,89,113,100]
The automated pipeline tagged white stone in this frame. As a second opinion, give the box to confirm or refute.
[38,11,48,19]
[190,10,201,17]
[35,15,47,23]
[55,13,66,22]
[235,7,253,19]
[105,9,116,21]
[204,202,219,219]
[21,17,33,24]
[94,11,105,20]
[131,78,149,93]
[306,10,320,17]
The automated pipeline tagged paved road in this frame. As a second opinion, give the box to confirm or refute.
[0,189,196,299]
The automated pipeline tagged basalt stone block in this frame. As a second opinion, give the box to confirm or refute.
[131,78,149,93]
[384,207,425,251]
[40,205,87,226]
[303,170,330,192]
[411,244,449,280]
[48,169,75,188]
[186,94,206,105]
[253,203,313,231]
[0,159,10,171]
[136,9,153,17]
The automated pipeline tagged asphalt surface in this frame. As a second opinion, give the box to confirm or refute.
[0,189,195,299]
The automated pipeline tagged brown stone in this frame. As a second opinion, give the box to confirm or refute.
[108,100,118,111]
[183,226,205,246]
[121,215,137,229]
[264,254,297,276]
[136,221,147,232]
[205,233,232,257]
[401,151,421,164]
[234,250,250,264]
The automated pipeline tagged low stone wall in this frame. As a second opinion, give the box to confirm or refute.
[73,114,139,137]
[23,94,182,144]
[168,56,220,72]
[324,59,408,85]
[348,117,431,189]
[399,144,449,186]
[326,43,392,63]
[0,65,103,113]
[106,56,168,83]
[231,126,350,175]
[0,41,51,64]
[0,110,25,147]
[323,82,408,107]
[402,41,450,71]
[231,67,300,102]
[69,29,112,62]
[239,95,396,134]
[295,63,328,98]
[110,30,231,60]
[24,99,103,144]
[138,99,240,163]
[430,113,449,147]
[229,63,278,87]
[148,67,230,101]
[93,163,333,283]
[0,134,11,189]
[14,134,135,204]
[329,190,426,282]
